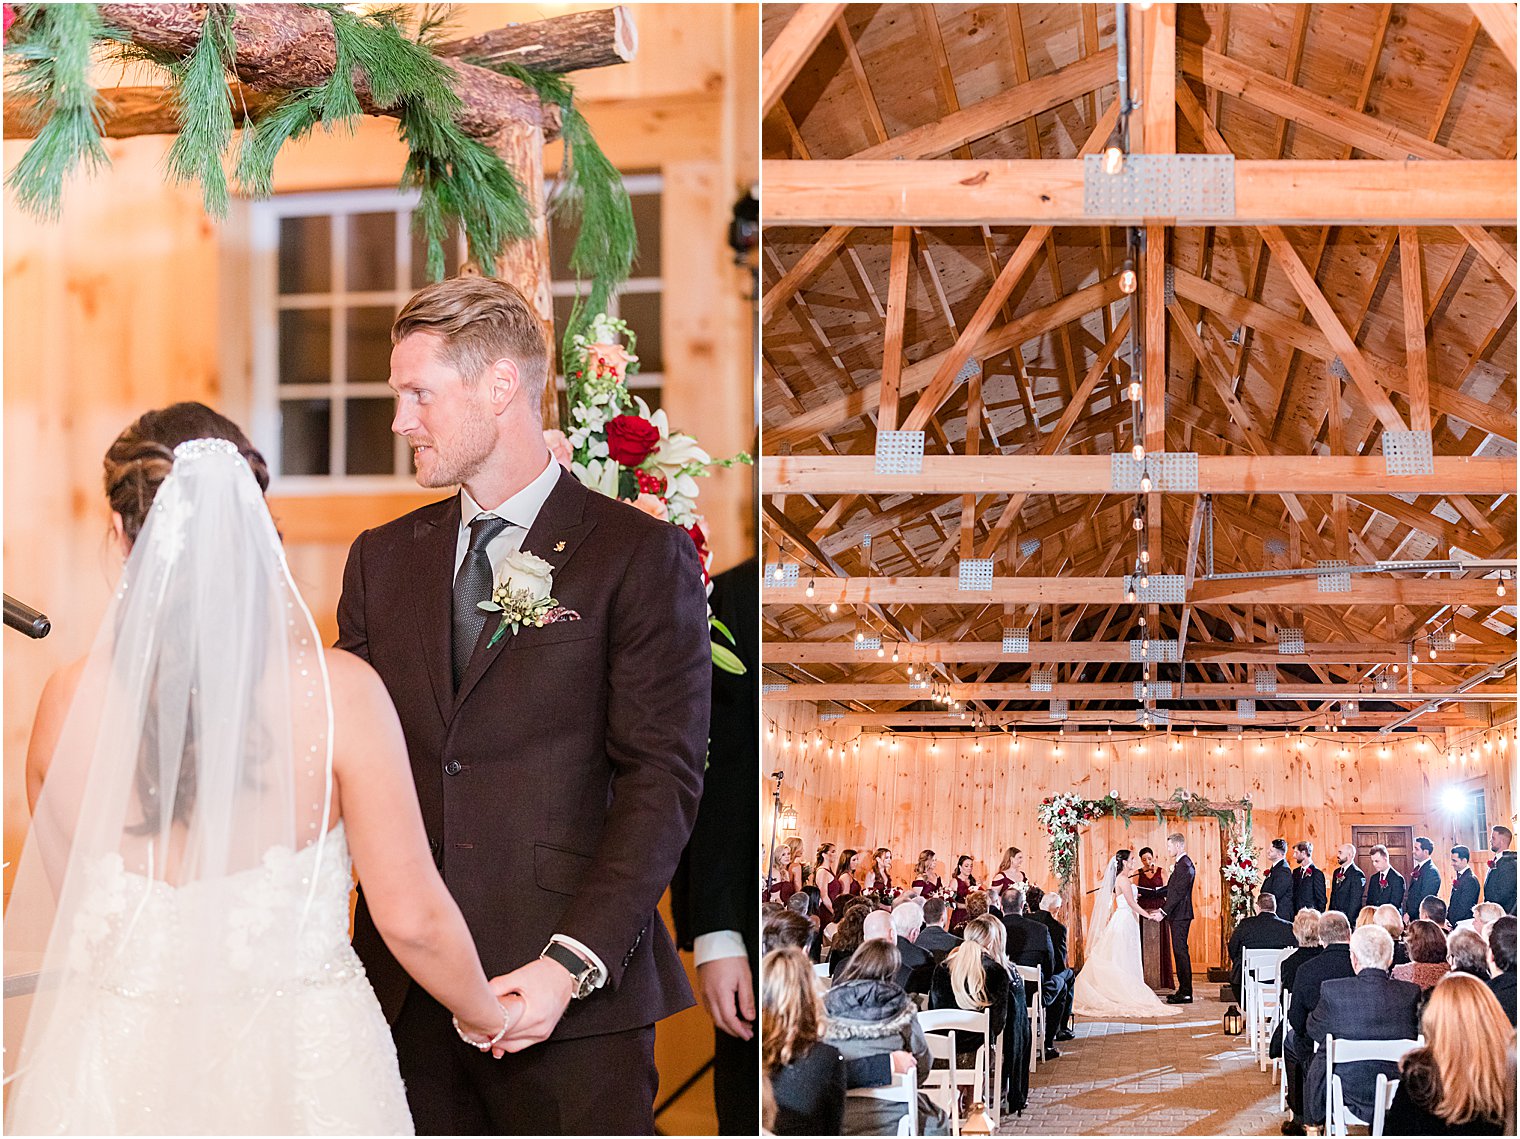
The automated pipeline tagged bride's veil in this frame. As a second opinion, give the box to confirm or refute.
[1086,853,1122,949]
[4,440,335,1123]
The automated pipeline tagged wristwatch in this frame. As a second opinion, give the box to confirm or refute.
[540,941,599,999]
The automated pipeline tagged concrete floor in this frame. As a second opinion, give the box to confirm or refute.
[999,986,1284,1136]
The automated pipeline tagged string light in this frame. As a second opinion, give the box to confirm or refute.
[1127,380,1142,403]
[805,579,815,599]
[771,563,785,581]
[1131,443,1145,462]
[1120,258,1138,295]
[829,601,838,614]
[1103,145,1125,176]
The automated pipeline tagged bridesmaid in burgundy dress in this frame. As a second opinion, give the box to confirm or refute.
[814,842,838,923]
[950,853,978,901]
[989,846,1029,898]
[1135,845,1174,988]
[862,847,895,900]
[911,849,943,896]
[828,848,863,912]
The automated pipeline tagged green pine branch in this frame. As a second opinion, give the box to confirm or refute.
[163,3,237,217]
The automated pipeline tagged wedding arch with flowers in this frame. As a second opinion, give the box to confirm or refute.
[1038,789,1261,968]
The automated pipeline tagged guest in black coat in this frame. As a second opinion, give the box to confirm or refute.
[1262,839,1297,919]
[1384,973,1514,1136]
[1228,892,1298,1003]
[1365,845,1407,910]
[1328,843,1367,923]
[1284,911,1356,1133]
[1030,889,1076,1039]
[1292,841,1328,912]
[1484,826,1516,915]
[1305,925,1422,1128]
[999,887,1070,1059]
[915,897,961,966]
[1405,836,1442,922]
[1280,908,1325,994]
[890,900,936,995]
[1486,915,1516,1026]
[1448,846,1481,926]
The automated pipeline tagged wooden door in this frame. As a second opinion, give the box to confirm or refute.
[1353,825,1414,880]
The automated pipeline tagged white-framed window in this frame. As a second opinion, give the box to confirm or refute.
[249,174,663,489]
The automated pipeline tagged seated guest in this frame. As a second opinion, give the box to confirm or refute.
[861,910,895,949]
[1283,911,1356,1135]
[1305,925,1422,1129]
[765,909,816,956]
[1485,915,1516,1025]
[1375,904,1411,966]
[763,947,846,1134]
[1281,908,1325,993]
[1000,887,1070,1061]
[1366,844,1407,910]
[1449,846,1480,925]
[954,888,990,935]
[828,903,871,976]
[1355,906,1378,928]
[822,940,948,1136]
[1032,890,1077,1041]
[1394,920,1451,990]
[929,916,1010,1070]
[1228,891,1297,1004]
[788,889,823,962]
[890,900,934,994]
[1458,901,1505,941]
[1422,894,1451,931]
[1384,973,1515,1135]
[1448,929,1492,980]
[915,897,961,965]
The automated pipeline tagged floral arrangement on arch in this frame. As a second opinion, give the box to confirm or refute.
[1037,792,1110,888]
[546,311,751,673]
[1222,825,1264,927]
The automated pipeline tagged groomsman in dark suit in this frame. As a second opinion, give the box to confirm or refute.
[1448,845,1481,924]
[1291,841,1327,913]
[1364,845,1406,910]
[1485,826,1516,915]
[1404,836,1442,922]
[1262,839,1297,919]
[1328,843,1366,923]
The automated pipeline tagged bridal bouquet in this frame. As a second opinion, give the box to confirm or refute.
[550,312,751,674]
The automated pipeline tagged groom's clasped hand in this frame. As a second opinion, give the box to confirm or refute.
[487,957,579,1053]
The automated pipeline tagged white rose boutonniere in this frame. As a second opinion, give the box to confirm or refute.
[477,549,580,647]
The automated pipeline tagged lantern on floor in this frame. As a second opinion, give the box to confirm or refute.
[1223,1004,1244,1035]
[962,1102,998,1135]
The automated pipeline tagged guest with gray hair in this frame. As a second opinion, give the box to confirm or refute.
[890,900,934,995]
[1282,911,1356,1134]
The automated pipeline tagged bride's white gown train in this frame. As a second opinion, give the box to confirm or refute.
[1072,879,1180,1019]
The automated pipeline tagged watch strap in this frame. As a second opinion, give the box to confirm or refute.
[541,941,596,998]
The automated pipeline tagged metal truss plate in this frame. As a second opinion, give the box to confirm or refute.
[875,430,925,475]
[1004,626,1031,654]
[959,558,995,591]
[1237,699,1256,719]
[1265,537,1288,557]
[955,357,981,383]
[1383,430,1434,477]
[1110,452,1199,493]
[1050,699,1068,721]
[1134,680,1175,701]
[1278,627,1306,655]
[909,680,929,690]
[1124,573,1187,604]
[1255,667,1278,695]
[1429,632,1456,654]
[1342,701,1358,717]
[1316,560,1351,593]
[1083,153,1235,218]
[761,683,790,695]
[818,712,843,722]
[1019,538,1041,557]
[764,563,799,588]
[861,533,873,550]
[1129,639,1181,663]
[1328,357,1350,381]
[1030,669,1055,693]
[855,635,882,652]
[1164,265,1176,305]
[1144,708,1170,725]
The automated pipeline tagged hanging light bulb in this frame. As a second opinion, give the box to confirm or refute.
[1131,442,1145,462]
[771,563,785,581]
[1054,741,1063,757]
[1140,548,1150,564]
[1171,736,1181,751]
[892,646,900,663]
[974,740,982,752]
[855,629,865,643]
[1125,585,1138,603]
[805,579,815,598]
[1392,663,1400,674]
[829,601,838,614]
[1120,259,1138,294]
[1138,614,1147,627]
[876,645,885,658]
[1127,380,1142,403]
[1132,508,1145,532]
[1012,734,1021,751]
[1140,572,1150,589]
[1192,725,1198,737]
[1103,145,1125,176]
[1139,471,1153,493]
[1498,576,1507,598]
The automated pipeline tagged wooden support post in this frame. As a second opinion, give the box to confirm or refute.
[761,3,844,115]
[1399,227,1433,434]
[879,226,912,433]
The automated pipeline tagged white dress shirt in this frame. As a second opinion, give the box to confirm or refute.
[455,456,608,989]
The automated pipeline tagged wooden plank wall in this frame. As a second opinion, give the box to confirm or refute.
[766,710,1514,971]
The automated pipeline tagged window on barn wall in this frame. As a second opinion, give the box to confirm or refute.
[250,174,663,486]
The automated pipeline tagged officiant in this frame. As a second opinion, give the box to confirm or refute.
[1134,847,1173,990]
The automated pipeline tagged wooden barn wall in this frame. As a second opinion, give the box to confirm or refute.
[766,716,1514,972]
[3,8,756,1133]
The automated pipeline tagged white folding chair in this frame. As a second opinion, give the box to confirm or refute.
[1015,964,1044,1073]
[1370,1072,1400,1137]
[1243,947,1293,1071]
[847,1068,920,1136]
[813,961,830,979]
[1325,1034,1422,1137]
[919,1008,992,1107]
[1277,988,1292,1112]
[921,1030,962,1137]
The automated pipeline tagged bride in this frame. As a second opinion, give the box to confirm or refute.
[5,405,521,1134]
[1072,848,1180,1019]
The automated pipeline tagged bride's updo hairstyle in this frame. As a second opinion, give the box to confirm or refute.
[104,402,271,547]
[1113,849,1133,872]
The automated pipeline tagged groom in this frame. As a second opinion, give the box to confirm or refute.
[1148,833,1196,1003]
[337,277,711,1133]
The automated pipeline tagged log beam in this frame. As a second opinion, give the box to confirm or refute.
[435,5,637,72]
[764,640,1511,665]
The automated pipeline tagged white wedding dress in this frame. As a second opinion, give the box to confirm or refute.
[1072,873,1180,1019]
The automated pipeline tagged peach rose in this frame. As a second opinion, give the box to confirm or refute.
[632,493,669,521]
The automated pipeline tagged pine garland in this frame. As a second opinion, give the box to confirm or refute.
[3,4,120,220]
[164,3,237,217]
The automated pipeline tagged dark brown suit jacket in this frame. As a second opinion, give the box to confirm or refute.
[337,467,710,1040]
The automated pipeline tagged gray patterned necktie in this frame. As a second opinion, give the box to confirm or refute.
[453,514,511,688]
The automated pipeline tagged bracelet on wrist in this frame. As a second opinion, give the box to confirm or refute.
[452,1003,511,1052]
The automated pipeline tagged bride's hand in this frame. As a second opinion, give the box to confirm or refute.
[457,994,525,1059]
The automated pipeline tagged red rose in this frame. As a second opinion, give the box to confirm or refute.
[605,414,661,466]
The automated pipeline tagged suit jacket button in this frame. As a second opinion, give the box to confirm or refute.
[444,760,462,776]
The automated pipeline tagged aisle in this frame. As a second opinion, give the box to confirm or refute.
[999,988,1281,1136]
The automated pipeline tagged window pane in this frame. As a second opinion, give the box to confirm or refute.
[279,216,331,294]
[346,305,394,385]
[630,192,661,277]
[548,206,577,282]
[345,398,396,476]
[618,291,662,374]
[278,309,331,386]
[410,218,462,286]
[347,212,397,292]
[281,400,331,476]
